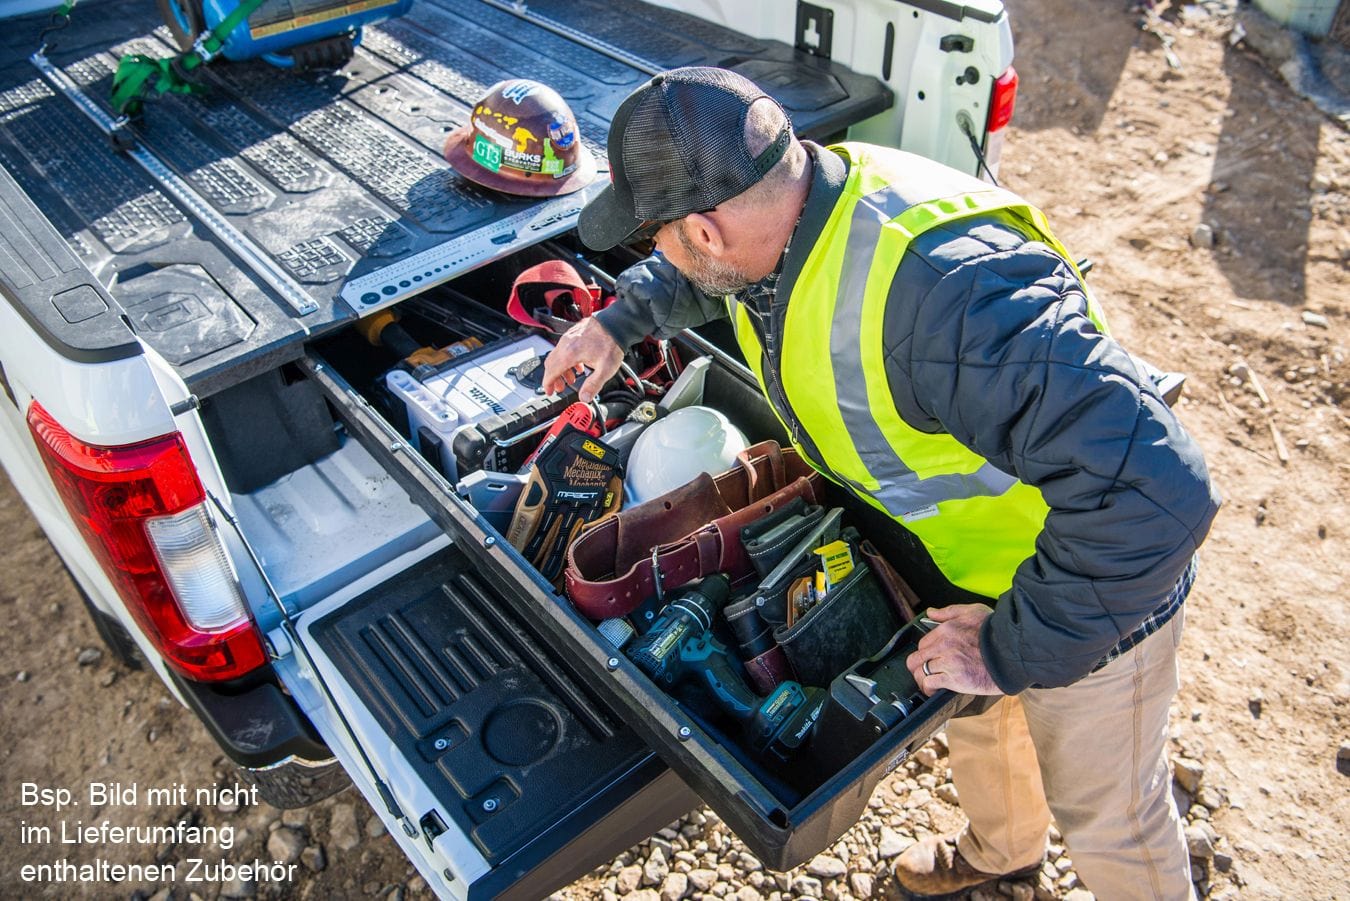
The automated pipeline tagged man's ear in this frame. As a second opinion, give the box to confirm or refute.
[682,212,725,256]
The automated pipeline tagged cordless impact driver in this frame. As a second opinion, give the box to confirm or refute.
[627,575,826,765]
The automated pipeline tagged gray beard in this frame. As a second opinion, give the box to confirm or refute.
[686,264,751,296]
[675,225,753,296]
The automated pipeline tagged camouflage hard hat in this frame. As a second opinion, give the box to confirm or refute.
[444,79,597,197]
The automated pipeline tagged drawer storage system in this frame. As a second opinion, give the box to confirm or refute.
[301,256,973,869]
[0,0,1012,889]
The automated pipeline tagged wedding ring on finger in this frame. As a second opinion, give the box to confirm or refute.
[922,659,933,677]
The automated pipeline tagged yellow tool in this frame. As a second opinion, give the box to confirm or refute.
[813,539,854,588]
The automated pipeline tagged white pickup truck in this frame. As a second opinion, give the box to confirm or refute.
[0,0,1016,896]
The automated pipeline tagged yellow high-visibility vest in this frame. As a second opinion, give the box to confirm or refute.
[730,143,1108,598]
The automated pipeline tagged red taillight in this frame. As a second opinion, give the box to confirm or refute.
[27,402,266,681]
[987,66,1018,133]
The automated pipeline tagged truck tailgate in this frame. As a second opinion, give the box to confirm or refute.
[295,541,694,900]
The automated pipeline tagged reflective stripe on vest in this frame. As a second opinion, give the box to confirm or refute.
[731,143,1108,598]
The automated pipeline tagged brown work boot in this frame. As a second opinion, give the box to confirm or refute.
[893,833,1042,900]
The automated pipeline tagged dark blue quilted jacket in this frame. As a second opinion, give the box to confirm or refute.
[594,143,1221,694]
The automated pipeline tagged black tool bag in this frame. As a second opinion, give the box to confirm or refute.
[739,498,829,625]
[774,559,902,688]
[736,506,905,689]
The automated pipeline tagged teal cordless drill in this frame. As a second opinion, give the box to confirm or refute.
[628,575,825,765]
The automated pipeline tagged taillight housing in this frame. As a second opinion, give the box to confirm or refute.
[27,402,266,682]
[987,66,1019,133]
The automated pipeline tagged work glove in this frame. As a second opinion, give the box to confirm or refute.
[506,426,624,584]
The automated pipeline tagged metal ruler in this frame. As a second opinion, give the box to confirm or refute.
[30,51,320,319]
[338,179,606,316]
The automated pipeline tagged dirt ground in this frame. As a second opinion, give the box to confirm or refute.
[1,0,1346,899]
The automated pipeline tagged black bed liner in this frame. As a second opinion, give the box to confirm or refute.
[0,0,889,395]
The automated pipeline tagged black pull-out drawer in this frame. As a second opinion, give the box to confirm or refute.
[303,346,969,872]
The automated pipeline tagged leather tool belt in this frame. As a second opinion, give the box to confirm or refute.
[565,441,824,620]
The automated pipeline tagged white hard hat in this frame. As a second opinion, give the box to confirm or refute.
[624,406,748,505]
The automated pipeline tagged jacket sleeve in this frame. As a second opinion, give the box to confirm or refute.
[593,255,729,348]
[893,242,1221,694]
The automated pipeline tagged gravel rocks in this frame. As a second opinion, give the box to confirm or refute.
[687,869,716,892]
[301,844,327,873]
[878,827,907,859]
[848,872,874,897]
[617,865,643,894]
[1196,785,1225,811]
[1173,782,1193,819]
[643,848,669,886]
[659,872,688,901]
[550,740,1242,901]
[805,855,846,879]
[903,787,933,809]
[1172,756,1205,793]
[266,826,305,864]
[1186,823,1220,859]
[328,803,361,852]
[76,647,102,666]
[220,874,256,899]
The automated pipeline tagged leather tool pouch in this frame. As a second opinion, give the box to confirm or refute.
[857,539,920,623]
[742,498,828,580]
[746,508,841,627]
[564,441,823,620]
[723,598,792,694]
[773,559,903,689]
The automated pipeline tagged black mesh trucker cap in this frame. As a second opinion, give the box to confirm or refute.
[577,67,791,251]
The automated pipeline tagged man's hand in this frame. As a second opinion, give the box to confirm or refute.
[907,604,1004,696]
[541,317,625,404]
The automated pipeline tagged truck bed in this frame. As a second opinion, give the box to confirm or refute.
[0,0,889,396]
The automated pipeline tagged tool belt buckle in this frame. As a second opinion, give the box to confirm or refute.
[649,546,664,604]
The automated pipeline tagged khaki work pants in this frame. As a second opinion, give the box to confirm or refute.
[947,612,1195,901]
